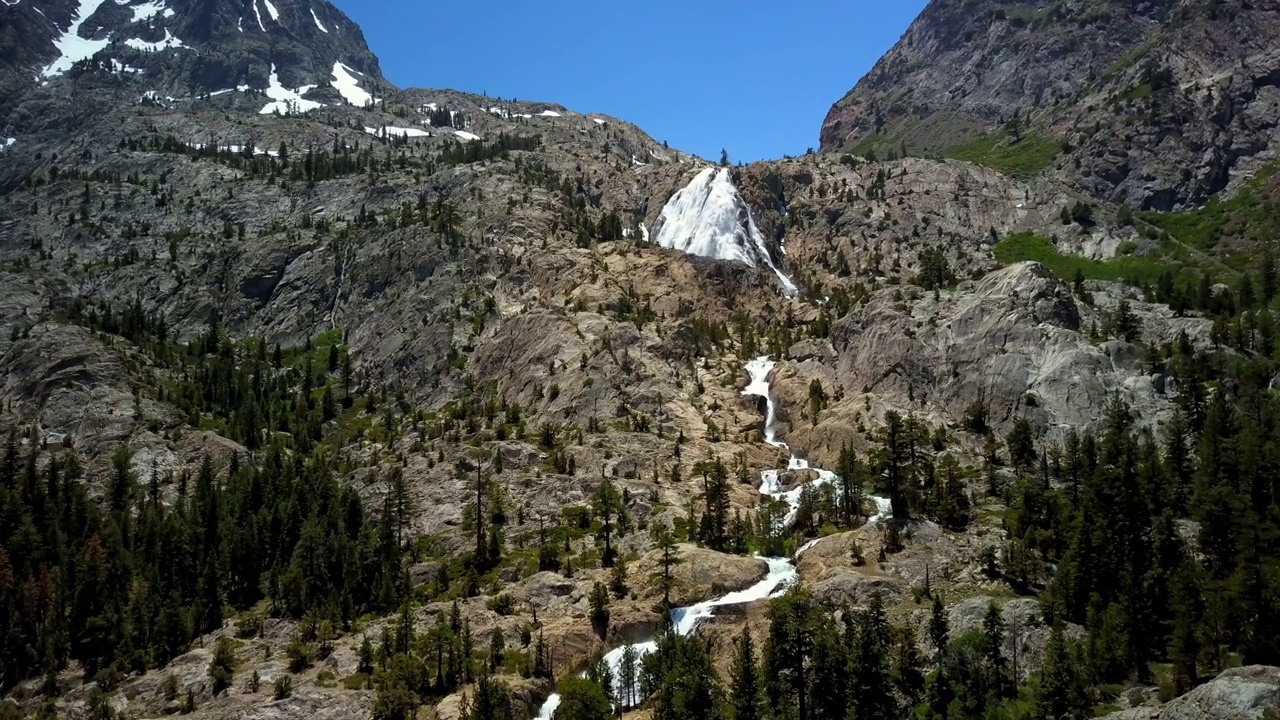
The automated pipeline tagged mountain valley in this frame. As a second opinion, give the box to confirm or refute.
[1,1,1279,719]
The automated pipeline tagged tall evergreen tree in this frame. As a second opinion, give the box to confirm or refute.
[729,630,762,720]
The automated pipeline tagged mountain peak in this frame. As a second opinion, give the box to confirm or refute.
[1,0,385,104]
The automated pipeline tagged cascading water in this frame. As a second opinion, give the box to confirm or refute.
[742,356,786,448]
[534,356,890,719]
[651,168,797,296]
[534,558,796,719]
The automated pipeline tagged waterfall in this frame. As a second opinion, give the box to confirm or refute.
[532,357,891,719]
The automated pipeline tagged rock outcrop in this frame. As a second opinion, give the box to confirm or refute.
[1103,665,1280,719]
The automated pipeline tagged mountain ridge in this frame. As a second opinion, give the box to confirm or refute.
[819,0,1280,210]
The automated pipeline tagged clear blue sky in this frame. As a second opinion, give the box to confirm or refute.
[329,1,929,162]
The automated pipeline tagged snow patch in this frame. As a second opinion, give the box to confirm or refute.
[252,0,265,31]
[330,62,371,106]
[123,28,185,52]
[591,117,607,125]
[126,0,170,21]
[0,138,15,152]
[41,0,111,78]
[192,142,279,157]
[535,110,561,117]
[110,58,142,73]
[453,130,480,142]
[261,0,279,21]
[364,126,430,139]
[310,8,327,32]
[259,64,321,115]
[652,167,796,295]
[140,90,178,104]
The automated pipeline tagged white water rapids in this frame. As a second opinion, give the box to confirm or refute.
[535,356,889,719]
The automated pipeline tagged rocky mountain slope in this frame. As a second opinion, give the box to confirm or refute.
[820,0,1280,210]
[0,0,384,145]
[1,1,1279,720]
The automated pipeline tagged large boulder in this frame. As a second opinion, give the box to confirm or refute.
[632,544,768,608]
[1158,666,1280,720]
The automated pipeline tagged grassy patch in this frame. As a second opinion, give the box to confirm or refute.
[993,232,1169,285]
[843,113,986,160]
[1101,37,1157,81]
[1139,165,1280,253]
[948,131,1061,178]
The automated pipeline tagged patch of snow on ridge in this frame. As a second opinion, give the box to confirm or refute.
[536,110,561,117]
[310,8,327,32]
[652,167,797,295]
[252,0,265,30]
[41,0,111,78]
[259,64,321,115]
[331,62,371,106]
[111,58,142,73]
[262,0,279,21]
[208,85,250,96]
[128,0,167,21]
[191,142,278,157]
[124,28,185,51]
[454,130,480,141]
[364,126,429,139]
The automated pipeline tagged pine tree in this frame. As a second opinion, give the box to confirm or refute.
[208,636,235,695]
[619,645,640,710]
[609,555,628,598]
[555,676,612,720]
[461,672,512,720]
[593,476,621,567]
[696,457,731,551]
[589,581,610,639]
[729,630,761,720]
[890,625,924,707]
[981,602,1009,702]
[764,587,821,720]
[835,442,862,528]
[652,527,682,608]
[1036,620,1087,720]
[850,593,894,720]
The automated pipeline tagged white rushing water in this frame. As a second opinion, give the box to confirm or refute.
[536,557,796,719]
[651,168,797,296]
[741,356,786,448]
[535,357,888,719]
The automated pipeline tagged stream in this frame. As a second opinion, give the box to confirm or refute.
[534,356,889,719]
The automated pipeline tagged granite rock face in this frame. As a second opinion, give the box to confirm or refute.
[820,0,1280,209]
